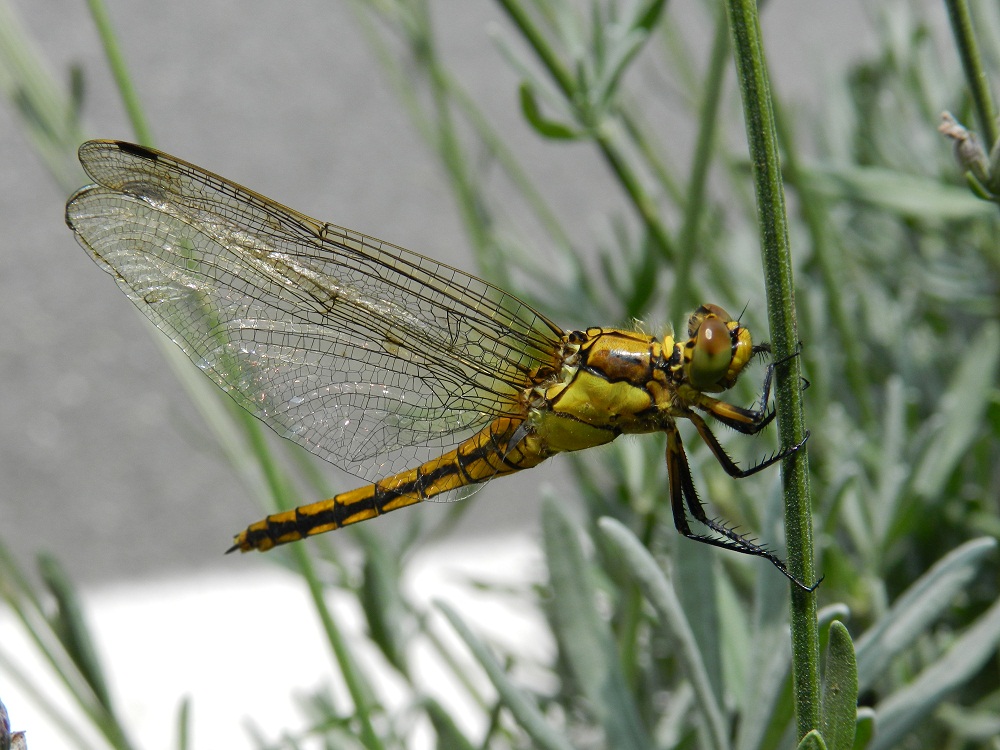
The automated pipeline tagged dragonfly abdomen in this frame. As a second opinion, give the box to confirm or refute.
[229,416,547,552]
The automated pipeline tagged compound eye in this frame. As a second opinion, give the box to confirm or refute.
[689,316,733,388]
[686,303,733,337]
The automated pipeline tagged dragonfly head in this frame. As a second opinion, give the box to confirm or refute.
[683,304,755,392]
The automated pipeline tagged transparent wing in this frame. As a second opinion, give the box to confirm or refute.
[66,140,564,481]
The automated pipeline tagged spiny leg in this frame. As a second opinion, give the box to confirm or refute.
[696,394,776,436]
[664,423,817,591]
[690,364,780,436]
[688,410,809,479]
[693,344,809,438]
[665,423,782,557]
[749,343,810,415]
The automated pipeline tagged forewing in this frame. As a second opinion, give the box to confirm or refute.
[66,140,564,481]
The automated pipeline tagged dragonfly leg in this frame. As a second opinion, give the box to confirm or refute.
[688,410,810,479]
[693,343,808,436]
[693,369,777,434]
[664,423,818,591]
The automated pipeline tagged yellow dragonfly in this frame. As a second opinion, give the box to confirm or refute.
[66,140,809,587]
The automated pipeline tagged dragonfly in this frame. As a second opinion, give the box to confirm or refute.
[66,140,811,588]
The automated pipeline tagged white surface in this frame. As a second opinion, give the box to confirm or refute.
[0,534,551,749]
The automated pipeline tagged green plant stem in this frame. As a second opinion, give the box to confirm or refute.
[81,6,382,738]
[291,543,383,748]
[724,0,820,740]
[84,0,153,145]
[943,0,999,148]
[239,411,382,748]
[495,0,676,263]
[670,6,729,323]
[772,102,875,425]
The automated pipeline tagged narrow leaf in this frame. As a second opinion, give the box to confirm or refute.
[597,517,729,750]
[592,28,648,109]
[801,164,996,219]
[359,535,410,673]
[853,708,875,750]
[436,600,575,750]
[519,82,579,139]
[854,537,996,691]
[37,555,113,713]
[175,696,191,750]
[629,0,669,33]
[423,698,477,750]
[911,322,1000,499]
[543,505,651,750]
[820,622,858,750]
[871,596,1000,750]
[796,729,828,750]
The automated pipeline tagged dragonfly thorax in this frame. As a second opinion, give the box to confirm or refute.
[519,326,666,457]
[520,304,763,458]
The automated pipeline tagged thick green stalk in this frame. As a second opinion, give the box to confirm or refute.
[724,0,820,740]
[772,102,875,425]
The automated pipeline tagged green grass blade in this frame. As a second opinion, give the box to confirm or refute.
[598,517,729,750]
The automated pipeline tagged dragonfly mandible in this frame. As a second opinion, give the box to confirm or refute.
[66,140,810,588]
